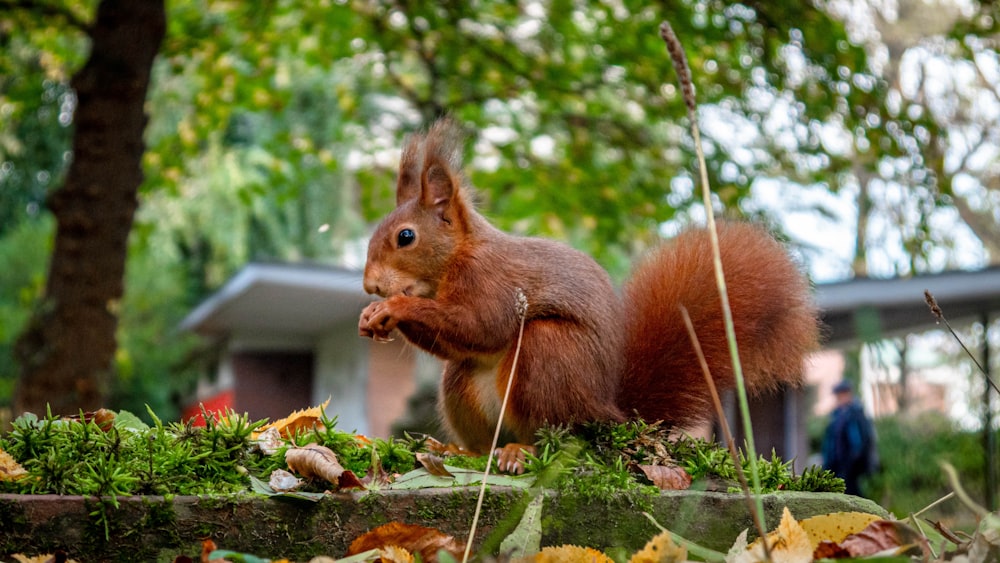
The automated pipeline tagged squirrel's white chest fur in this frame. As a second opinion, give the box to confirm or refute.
[469,358,504,424]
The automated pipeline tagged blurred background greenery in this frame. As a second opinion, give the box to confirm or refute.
[1,0,998,524]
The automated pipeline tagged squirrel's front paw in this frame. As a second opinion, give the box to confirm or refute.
[359,301,397,342]
[495,443,537,475]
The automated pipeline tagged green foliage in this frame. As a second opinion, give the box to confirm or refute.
[0,217,52,416]
[529,420,843,495]
[2,0,996,426]
[865,413,986,523]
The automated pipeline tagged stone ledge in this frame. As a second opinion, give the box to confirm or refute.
[0,490,888,561]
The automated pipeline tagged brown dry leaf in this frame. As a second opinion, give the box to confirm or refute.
[812,540,850,559]
[636,464,691,491]
[200,539,226,563]
[416,452,455,478]
[252,398,331,439]
[839,520,930,558]
[630,530,688,562]
[517,545,615,562]
[0,448,28,482]
[338,469,366,490]
[347,522,463,563]
[63,408,116,431]
[285,443,345,486]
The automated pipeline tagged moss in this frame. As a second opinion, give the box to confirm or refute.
[358,491,392,528]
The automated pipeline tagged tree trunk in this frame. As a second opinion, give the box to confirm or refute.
[13,0,166,417]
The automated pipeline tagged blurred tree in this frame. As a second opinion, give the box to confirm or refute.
[10,0,165,416]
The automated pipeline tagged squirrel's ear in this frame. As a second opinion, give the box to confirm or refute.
[421,159,458,222]
[395,135,422,206]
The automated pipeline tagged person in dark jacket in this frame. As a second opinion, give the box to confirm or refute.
[822,380,876,496]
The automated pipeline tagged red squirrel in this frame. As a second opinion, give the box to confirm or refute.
[358,119,819,472]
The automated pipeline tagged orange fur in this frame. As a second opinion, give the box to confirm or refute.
[359,119,820,455]
[620,222,819,427]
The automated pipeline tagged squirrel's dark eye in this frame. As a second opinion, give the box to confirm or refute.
[397,228,416,248]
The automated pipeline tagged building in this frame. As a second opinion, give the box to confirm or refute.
[180,262,1000,465]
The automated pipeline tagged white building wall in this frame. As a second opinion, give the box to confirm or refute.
[313,320,370,435]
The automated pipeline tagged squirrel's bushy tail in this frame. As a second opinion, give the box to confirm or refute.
[618,222,820,427]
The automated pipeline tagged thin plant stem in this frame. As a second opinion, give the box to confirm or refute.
[925,290,998,394]
[463,289,529,562]
[681,305,770,555]
[659,19,768,530]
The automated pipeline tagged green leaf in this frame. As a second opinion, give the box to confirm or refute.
[498,494,544,558]
[248,474,327,502]
[206,550,272,563]
[388,466,534,490]
[112,410,149,432]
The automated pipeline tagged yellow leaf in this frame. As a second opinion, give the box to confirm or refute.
[252,398,331,439]
[798,511,883,548]
[0,448,27,482]
[630,530,688,562]
[379,545,415,563]
[518,545,615,562]
[732,507,811,563]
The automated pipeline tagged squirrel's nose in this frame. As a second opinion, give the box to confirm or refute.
[362,272,383,297]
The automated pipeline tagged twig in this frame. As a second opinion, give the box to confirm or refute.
[680,305,770,554]
[907,492,956,559]
[463,288,529,562]
[659,19,769,536]
[940,461,988,519]
[924,290,998,395]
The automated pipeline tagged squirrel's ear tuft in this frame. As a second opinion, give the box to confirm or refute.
[422,160,458,222]
[396,133,424,206]
[419,117,468,223]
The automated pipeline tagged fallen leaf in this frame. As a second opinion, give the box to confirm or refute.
[630,530,688,562]
[796,511,883,549]
[516,545,614,562]
[0,448,28,481]
[967,512,1000,563]
[249,474,327,501]
[388,466,533,490]
[347,522,462,563]
[63,408,116,431]
[732,507,812,563]
[252,398,331,439]
[377,546,415,563]
[268,469,302,492]
[726,529,749,563]
[338,469,366,490]
[839,520,930,558]
[416,453,455,478]
[11,552,77,563]
[255,427,284,456]
[812,540,850,559]
[285,443,345,486]
[636,464,691,490]
[200,539,227,563]
[500,495,544,558]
